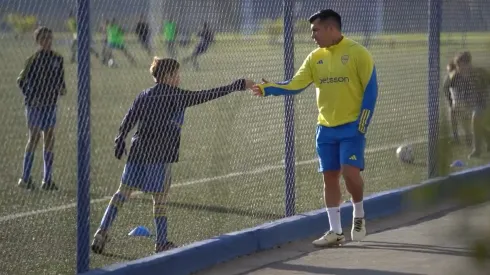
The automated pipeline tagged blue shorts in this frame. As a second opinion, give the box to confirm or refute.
[107,42,125,50]
[121,162,172,193]
[316,122,366,172]
[25,105,57,131]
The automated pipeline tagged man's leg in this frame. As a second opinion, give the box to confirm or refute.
[312,128,345,247]
[340,134,367,241]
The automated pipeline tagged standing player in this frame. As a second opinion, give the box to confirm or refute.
[103,18,136,66]
[17,26,67,190]
[252,9,378,246]
[445,51,490,158]
[182,22,215,71]
[91,57,254,254]
[135,14,152,56]
[443,60,472,146]
[67,11,99,64]
[163,19,178,59]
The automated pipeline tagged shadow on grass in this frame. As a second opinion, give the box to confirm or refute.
[131,197,285,220]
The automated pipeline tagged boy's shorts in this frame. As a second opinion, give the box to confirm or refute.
[107,42,125,50]
[316,122,366,172]
[25,105,57,131]
[121,162,172,193]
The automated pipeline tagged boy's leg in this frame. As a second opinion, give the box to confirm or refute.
[312,126,345,247]
[150,164,177,252]
[19,107,42,189]
[339,134,367,241]
[38,106,58,190]
[41,127,57,190]
[469,110,485,158]
[120,45,136,65]
[449,107,460,142]
[460,109,473,147]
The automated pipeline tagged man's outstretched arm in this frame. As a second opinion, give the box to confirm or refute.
[254,55,313,96]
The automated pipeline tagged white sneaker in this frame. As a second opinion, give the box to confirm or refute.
[312,231,345,247]
[351,217,366,241]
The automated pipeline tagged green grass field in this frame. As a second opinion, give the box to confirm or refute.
[0,32,490,275]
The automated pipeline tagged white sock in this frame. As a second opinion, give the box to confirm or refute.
[353,201,365,218]
[326,207,342,234]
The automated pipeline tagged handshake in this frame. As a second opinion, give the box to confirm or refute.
[238,78,271,96]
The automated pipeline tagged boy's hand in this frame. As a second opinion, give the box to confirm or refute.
[114,137,126,160]
[244,79,255,90]
[251,78,269,96]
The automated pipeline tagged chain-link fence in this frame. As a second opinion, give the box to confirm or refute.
[0,0,489,274]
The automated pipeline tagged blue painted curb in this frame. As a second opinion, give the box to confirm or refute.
[82,164,490,275]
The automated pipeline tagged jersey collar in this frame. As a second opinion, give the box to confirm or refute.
[325,36,346,50]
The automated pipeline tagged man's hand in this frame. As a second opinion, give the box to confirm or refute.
[251,78,269,96]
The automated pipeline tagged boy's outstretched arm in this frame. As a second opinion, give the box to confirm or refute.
[253,54,313,97]
[179,79,253,107]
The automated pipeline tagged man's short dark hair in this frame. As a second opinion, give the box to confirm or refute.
[308,9,342,30]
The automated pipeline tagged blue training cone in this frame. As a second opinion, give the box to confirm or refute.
[450,160,465,168]
[128,226,152,237]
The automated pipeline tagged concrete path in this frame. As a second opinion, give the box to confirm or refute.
[196,202,490,275]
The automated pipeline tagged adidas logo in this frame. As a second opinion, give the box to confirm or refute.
[317,60,323,64]
[349,155,357,161]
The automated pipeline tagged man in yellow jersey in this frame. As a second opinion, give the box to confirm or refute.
[252,9,378,247]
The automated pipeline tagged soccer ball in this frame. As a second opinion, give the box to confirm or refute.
[108,58,115,68]
[396,144,414,163]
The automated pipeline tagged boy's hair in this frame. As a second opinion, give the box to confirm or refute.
[454,51,472,66]
[447,60,456,72]
[34,26,52,42]
[150,57,179,79]
[308,9,342,30]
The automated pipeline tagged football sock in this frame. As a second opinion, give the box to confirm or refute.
[22,151,35,182]
[353,201,365,218]
[43,151,54,183]
[154,201,168,245]
[327,207,342,234]
[100,192,127,231]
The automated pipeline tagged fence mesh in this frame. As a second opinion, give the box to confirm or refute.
[0,0,489,274]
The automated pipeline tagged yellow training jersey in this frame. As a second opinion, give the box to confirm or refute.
[258,37,378,133]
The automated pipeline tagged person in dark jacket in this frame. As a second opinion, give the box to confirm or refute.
[91,57,254,254]
[443,51,490,158]
[17,26,66,191]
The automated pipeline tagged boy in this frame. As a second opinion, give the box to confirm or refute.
[443,60,472,146]
[444,51,490,158]
[17,26,66,190]
[182,22,215,71]
[91,57,254,254]
[67,11,100,64]
[103,18,136,66]
[135,14,152,55]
